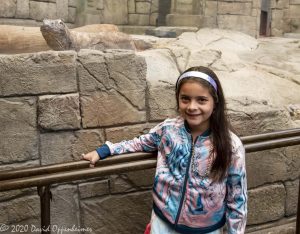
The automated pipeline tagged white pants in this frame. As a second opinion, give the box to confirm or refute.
[150,212,223,234]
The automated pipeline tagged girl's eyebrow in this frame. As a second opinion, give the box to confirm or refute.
[180,94,209,98]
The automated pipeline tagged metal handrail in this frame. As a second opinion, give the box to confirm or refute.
[241,128,300,143]
[1,128,299,182]
[1,135,300,192]
[0,128,299,234]
[0,152,155,181]
[244,135,300,152]
[0,159,157,191]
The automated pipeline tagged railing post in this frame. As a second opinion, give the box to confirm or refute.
[297,178,300,234]
[37,185,52,234]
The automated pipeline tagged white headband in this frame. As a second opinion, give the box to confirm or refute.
[176,71,217,91]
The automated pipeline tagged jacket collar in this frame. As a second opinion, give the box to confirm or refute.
[183,120,211,138]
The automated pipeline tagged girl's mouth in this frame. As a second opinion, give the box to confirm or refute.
[185,113,201,117]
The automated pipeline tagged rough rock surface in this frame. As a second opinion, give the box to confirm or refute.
[0,28,299,233]
[141,28,300,110]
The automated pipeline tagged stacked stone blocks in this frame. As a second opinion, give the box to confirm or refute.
[0,0,300,37]
[0,49,299,232]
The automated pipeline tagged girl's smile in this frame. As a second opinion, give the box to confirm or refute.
[178,80,215,137]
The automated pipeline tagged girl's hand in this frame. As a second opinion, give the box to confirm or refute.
[82,150,100,167]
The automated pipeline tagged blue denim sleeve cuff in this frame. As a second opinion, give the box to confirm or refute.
[96,144,111,159]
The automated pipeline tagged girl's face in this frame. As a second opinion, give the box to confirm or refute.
[178,80,215,135]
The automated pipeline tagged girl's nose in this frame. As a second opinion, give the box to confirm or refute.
[187,100,197,111]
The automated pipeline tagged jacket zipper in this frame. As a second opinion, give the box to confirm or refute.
[174,135,197,225]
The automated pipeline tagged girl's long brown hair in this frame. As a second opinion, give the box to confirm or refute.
[176,66,233,182]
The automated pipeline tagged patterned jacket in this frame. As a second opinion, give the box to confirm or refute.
[98,117,247,234]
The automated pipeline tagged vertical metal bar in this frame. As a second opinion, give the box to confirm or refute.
[296,179,300,234]
[38,185,51,234]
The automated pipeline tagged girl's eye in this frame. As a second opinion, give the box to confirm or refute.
[180,96,190,102]
[197,98,207,102]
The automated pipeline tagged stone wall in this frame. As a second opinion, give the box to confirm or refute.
[0,0,159,29]
[0,0,300,37]
[0,43,299,232]
[0,50,155,234]
[167,0,300,37]
[0,0,76,26]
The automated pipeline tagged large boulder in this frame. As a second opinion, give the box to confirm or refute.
[140,28,300,126]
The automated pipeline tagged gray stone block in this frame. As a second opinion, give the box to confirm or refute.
[246,149,288,189]
[248,222,296,234]
[50,185,80,230]
[79,180,109,199]
[109,169,155,193]
[103,0,128,24]
[217,15,257,37]
[0,0,16,17]
[205,1,217,16]
[0,97,38,164]
[148,86,177,120]
[227,99,293,136]
[172,0,194,15]
[105,123,155,143]
[217,2,252,15]
[0,187,36,202]
[128,0,135,14]
[79,50,147,127]
[56,0,68,22]
[81,191,152,233]
[68,6,77,23]
[138,49,179,121]
[136,2,151,14]
[283,145,300,181]
[40,132,77,165]
[271,0,290,9]
[77,50,111,93]
[166,14,204,27]
[0,51,77,96]
[151,0,159,13]
[150,12,158,26]
[16,0,29,18]
[128,13,150,25]
[81,90,146,127]
[246,145,300,189]
[0,195,40,225]
[72,129,105,160]
[0,18,41,26]
[290,0,300,3]
[29,1,57,21]
[68,0,78,8]
[248,184,285,225]
[38,94,81,130]
[285,179,299,216]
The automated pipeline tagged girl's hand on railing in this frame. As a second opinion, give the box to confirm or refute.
[82,151,100,167]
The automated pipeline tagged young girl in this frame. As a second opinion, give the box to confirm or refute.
[83,66,247,234]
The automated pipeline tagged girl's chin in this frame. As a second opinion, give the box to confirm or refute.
[185,119,201,127]
[185,118,209,130]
